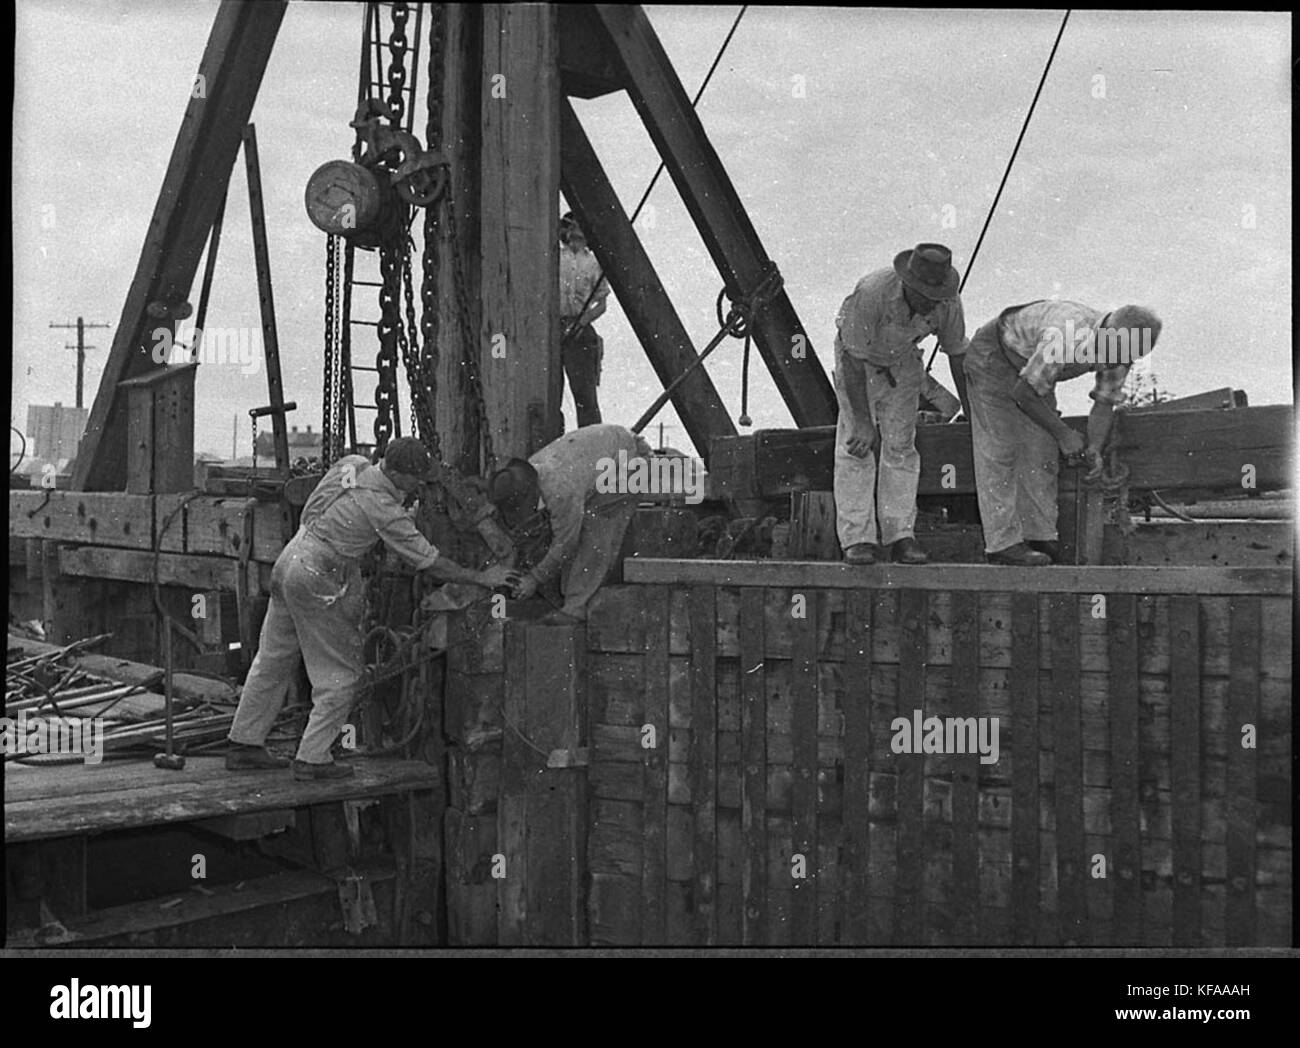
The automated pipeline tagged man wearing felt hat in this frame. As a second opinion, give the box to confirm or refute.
[226,437,518,779]
[833,243,969,565]
[959,299,1162,565]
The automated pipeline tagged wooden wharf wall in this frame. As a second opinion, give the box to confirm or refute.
[447,562,1291,947]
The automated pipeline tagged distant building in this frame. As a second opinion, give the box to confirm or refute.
[254,424,322,464]
[26,402,88,463]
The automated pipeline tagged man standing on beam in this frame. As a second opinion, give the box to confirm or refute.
[225,438,518,779]
[955,300,1161,565]
[833,243,968,565]
[559,212,611,428]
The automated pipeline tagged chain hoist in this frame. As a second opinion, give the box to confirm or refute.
[385,3,410,129]
[444,190,494,473]
[419,3,446,464]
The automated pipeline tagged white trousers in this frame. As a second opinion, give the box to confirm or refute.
[229,532,366,764]
[833,348,923,549]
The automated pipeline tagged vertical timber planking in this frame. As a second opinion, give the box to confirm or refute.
[790,585,818,943]
[1009,591,1039,945]
[479,3,561,460]
[642,585,670,943]
[1050,594,1086,945]
[1108,593,1143,944]
[498,622,528,944]
[842,587,872,944]
[950,590,980,943]
[739,586,768,944]
[1168,595,1201,945]
[894,589,926,944]
[1225,597,1260,946]
[689,585,718,944]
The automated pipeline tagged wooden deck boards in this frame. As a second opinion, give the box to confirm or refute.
[5,757,440,842]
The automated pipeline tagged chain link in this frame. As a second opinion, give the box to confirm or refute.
[445,189,494,473]
[386,3,410,128]
[323,235,336,467]
[419,3,446,464]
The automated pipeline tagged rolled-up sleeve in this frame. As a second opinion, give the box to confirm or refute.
[358,493,441,570]
[1019,336,1063,397]
[937,298,967,356]
[837,290,880,361]
[531,489,584,583]
[1090,363,1130,405]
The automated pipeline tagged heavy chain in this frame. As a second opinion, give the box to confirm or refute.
[323,235,336,467]
[386,3,410,128]
[340,242,357,452]
[400,240,437,445]
[322,234,345,467]
[445,191,494,472]
[375,235,404,452]
[419,3,446,464]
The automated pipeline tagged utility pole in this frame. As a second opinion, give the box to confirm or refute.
[49,318,111,408]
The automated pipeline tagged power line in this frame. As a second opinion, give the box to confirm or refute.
[927,9,1072,371]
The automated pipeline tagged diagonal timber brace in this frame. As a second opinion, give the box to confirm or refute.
[589,4,837,428]
[75,0,288,491]
[560,98,736,460]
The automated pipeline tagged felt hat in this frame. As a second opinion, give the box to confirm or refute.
[893,243,960,300]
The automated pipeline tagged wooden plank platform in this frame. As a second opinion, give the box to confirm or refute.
[5,757,439,842]
[623,560,1292,595]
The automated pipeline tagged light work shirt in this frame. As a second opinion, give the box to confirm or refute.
[1001,300,1129,406]
[528,424,645,583]
[300,454,441,570]
[559,247,609,320]
[836,268,967,368]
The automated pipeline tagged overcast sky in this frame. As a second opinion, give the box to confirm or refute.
[12,3,1292,461]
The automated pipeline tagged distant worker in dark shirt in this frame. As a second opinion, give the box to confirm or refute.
[558,212,611,428]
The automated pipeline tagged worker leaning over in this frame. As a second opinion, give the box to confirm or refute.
[488,423,651,624]
[952,300,1162,565]
[834,243,968,565]
[226,438,518,779]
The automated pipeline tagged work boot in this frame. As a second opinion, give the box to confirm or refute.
[1026,539,1061,564]
[293,759,356,781]
[891,537,929,564]
[225,743,291,771]
[843,543,879,565]
[987,542,1052,567]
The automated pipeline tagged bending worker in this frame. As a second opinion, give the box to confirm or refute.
[834,243,968,565]
[953,300,1161,565]
[489,423,651,624]
[226,438,517,779]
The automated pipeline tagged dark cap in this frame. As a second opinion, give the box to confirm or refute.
[383,437,433,478]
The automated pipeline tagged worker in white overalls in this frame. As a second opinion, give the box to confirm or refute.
[227,438,518,779]
[833,243,968,564]
[954,301,1161,564]
[488,423,652,624]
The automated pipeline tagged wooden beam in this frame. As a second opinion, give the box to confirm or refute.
[480,3,561,462]
[558,3,624,98]
[58,545,270,594]
[559,98,736,459]
[591,5,836,428]
[10,491,155,547]
[433,4,483,475]
[622,559,1293,594]
[5,756,440,843]
[75,0,288,490]
[708,404,1293,500]
[243,123,292,473]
